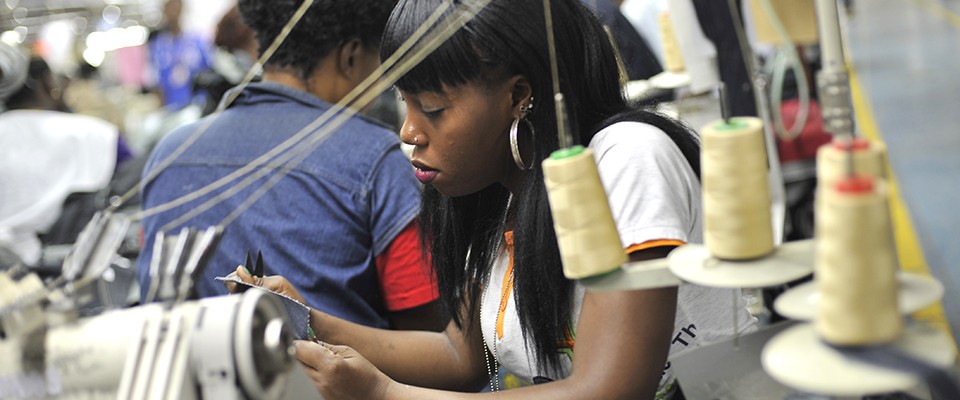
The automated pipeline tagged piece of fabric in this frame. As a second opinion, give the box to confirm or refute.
[374,221,438,311]
[478,122,757,398]
[0,110,118,265]
[137,82,424,329]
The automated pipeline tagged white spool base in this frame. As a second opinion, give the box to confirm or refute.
[774,272,944,321]
[762,322,956,397]
[581,258,681,292]
[649,71,691,90]
[624,80,653,102]
[668,239,814,288]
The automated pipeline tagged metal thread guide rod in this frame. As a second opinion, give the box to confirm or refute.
[813,0,856,179]
[718,81,731,125]
[542,0,574,150]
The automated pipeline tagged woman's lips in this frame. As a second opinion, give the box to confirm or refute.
[414,166,438,184]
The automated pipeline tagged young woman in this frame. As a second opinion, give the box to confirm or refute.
[232,0,753,398]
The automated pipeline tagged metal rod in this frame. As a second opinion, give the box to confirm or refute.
[542,0,573,149]
[718,82,731,124]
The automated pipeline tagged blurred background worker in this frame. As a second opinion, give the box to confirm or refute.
[146,0,212,111]
[192,4,260,116]
[0,42,130,267]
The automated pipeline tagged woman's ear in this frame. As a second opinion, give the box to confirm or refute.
[337,38,363,78]
[509,75,533,116]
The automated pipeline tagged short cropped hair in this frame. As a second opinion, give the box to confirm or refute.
[238,0,397,75]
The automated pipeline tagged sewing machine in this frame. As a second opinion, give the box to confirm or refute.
[0,214,321,400]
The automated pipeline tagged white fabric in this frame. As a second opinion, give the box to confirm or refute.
[621,0,720,94]
[621,0,669,66]
[0,110,118,264]
[663,0,720,94]
[479,122,757,397]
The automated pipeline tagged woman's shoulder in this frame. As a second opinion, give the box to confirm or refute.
[589,120,685,160]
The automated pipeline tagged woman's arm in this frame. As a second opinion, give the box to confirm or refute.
[225,266,487,390]
[310,303,488,391]
[299,248,678,400]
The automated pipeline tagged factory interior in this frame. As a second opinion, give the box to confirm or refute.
[1,0,959,398]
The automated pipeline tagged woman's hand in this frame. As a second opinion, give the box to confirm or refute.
[295,341,394,400]
[223,265,309,306]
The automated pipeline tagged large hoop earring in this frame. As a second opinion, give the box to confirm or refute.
[510,117,536,170]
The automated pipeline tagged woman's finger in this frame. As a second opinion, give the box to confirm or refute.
[294,340,334,369]
[225,265,265,293]
[223,271,238,292]
[235,264,257,284]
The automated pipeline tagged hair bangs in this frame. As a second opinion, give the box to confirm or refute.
[381,0,495,93]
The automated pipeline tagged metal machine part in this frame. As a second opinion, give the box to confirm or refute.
[0,285,300,400]
[144,226,223,304]
[235,290,297,399]
[61,212,130,283]
[815,0,856,139]
[817,70,855,137]
[1,218,310,399]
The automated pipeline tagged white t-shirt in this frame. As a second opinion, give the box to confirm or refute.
[479,121,757,397]
[0,110,118,265]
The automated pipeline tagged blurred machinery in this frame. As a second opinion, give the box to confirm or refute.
[558,0,959,398]
[0,214,318,400]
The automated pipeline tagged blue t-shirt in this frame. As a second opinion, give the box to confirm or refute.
[148,31,212,110]
[137,82,421,328]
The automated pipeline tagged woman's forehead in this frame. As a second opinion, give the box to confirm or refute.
[401,79,502,99]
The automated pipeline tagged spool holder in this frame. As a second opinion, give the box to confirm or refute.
[773,272,944,321]
[762,322,956,397]
[583,240,816,292]
[580,258,681,292]
[668,239,814,289]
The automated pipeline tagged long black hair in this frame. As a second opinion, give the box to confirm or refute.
[382,0,700,374]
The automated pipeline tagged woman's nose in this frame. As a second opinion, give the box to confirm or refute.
[399,118,425,146]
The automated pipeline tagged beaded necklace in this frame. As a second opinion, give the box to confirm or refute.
[480,195,513,392]
[480,263,514,392]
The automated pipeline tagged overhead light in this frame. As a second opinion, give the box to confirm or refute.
[72,16,88,34]
[12,7,27,24]
[102,5,122,25]
[84,25,148,52]
[82,47,104,67]
[1,30,23,45]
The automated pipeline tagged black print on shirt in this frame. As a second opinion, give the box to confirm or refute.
[671,324,698,346]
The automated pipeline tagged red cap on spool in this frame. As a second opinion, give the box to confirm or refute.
[832,138,870,151]
[834,176,875,193]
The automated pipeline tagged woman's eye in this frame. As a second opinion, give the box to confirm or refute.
[423,108,444,118]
